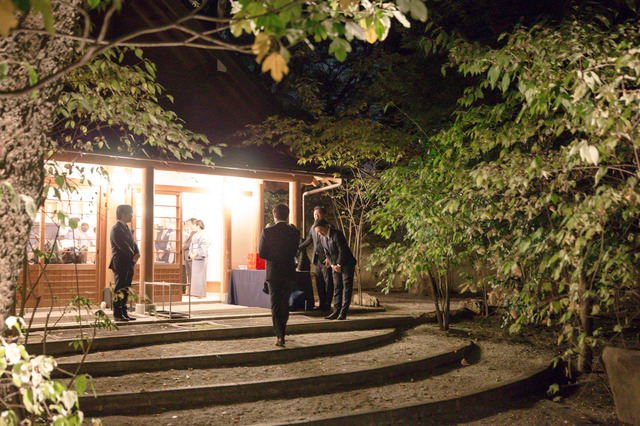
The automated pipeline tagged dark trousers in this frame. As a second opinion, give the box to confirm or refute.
[113,266,133,317]
[268,281,291,340]
[314,261,334,310]
[182,258,192,293]
[332,264,355,317]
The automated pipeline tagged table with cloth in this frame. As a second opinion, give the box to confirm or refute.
[227,269,314,310]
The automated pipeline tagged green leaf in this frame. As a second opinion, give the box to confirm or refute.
[488,65,500,89]
[87,0,100,9]
[396,0,410,13]
[21,194,37,220]
[31,0,53,32]
[0,62,7,81]
[344,21,365,41]
[392,10,411,28]
[500,73,510,93]
[24,62,37,86]
[328,37,352,62]
[12,0,30,13]
[54,174,65,188]
[408,0,427,22]
[75,374,87,395]
[144,61,156,78]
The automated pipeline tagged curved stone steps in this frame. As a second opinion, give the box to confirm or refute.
[54,328,400,377]
[82,319,560,425]
[264,363,561,425]
[78,342,475,417]
[27,315,417,356]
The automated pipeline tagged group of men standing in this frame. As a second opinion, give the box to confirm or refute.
[108,202,357,344]
[259,204,357,347]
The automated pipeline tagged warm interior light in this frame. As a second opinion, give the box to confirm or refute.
[110,168,133,205]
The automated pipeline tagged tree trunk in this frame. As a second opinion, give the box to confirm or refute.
[578,271,593,373]
[443,260,451,331]
[0,1,79,332]
[426,269,443,329]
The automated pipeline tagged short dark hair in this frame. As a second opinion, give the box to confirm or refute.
[273,203,289,221]
[116,204,133,220]
[313,219,329,229]
[195,219,205,230]
[313,205,327,214]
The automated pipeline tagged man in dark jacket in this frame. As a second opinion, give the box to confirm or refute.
[259,203,300,347]
[109,204,140,321]
[298,206,334,311]
[314,219,357,320]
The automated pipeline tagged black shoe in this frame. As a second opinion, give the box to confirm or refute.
[123,314,137,321]
[275,339,285,347]
[337,315,347,320]
[324,312,340,320]
[113,316,129,322]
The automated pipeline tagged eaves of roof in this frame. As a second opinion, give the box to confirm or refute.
[55,149,337,186]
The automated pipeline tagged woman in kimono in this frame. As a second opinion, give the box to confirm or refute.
[189,220,208,298]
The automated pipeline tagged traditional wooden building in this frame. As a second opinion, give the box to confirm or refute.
[19,153,335,308]
[18,0,339,309]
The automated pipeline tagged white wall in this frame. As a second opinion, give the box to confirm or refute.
[224,177,259,269]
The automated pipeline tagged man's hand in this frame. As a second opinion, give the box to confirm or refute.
[133,253,140,263]
[323,259,330,268]
[332,265,342,273]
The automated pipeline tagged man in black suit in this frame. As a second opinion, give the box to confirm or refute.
[314,219,357,320]
[258,203,300,347]
[298,206,334,311]
[109,204,140,322]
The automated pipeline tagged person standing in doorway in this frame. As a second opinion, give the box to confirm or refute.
[314,219,357,320]
[298,206,334,311]
[109,204,140,322]
[182,218,197,294]
[259,203,300,347]
[189,220,208,298]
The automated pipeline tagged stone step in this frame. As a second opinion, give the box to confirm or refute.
[79,340,475,417]
[54,329,399,377]
[264,364,559,426]
[27,314,419,356]
[91,329,558,425]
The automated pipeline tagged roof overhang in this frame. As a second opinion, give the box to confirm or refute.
[54,151,337,186]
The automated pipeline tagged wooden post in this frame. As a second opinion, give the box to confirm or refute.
[252,180,265,252]
[96,186,108,302]
[140,166,154,304]
[221,178,232,294]
[289,180,301,228]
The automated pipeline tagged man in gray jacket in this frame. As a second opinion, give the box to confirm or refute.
[298,206,334,311]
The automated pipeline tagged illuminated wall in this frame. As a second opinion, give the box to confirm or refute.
[49,162,263,295]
